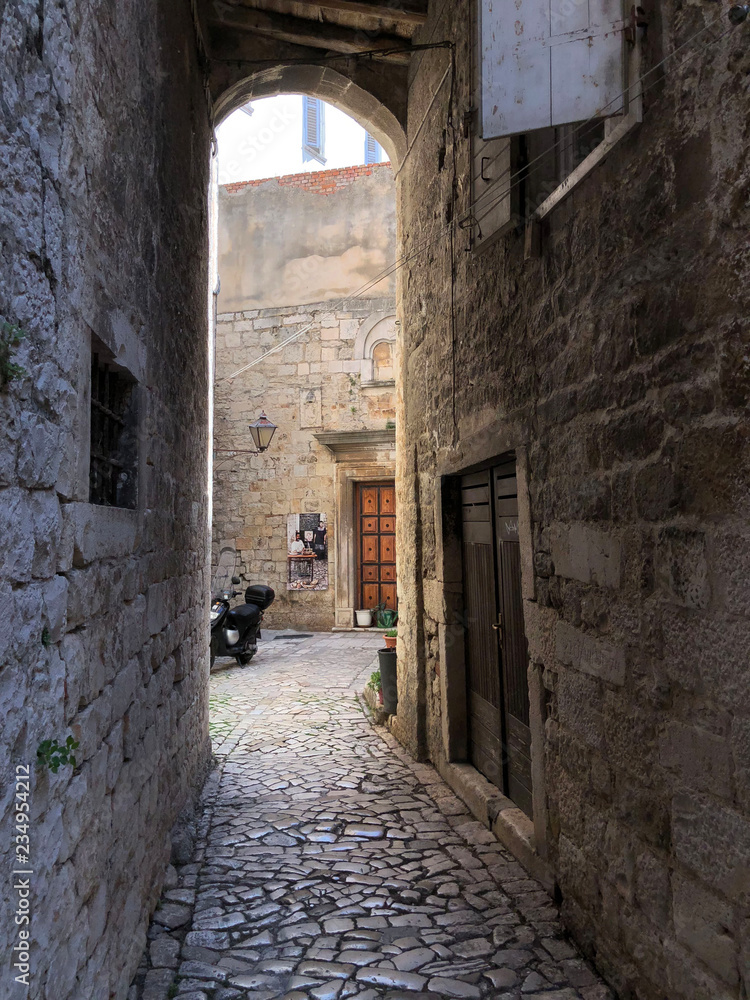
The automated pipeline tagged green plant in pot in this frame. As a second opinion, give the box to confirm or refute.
[384,628,397,649]
[371,600,398,629]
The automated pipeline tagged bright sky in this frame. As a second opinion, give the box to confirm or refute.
[216,95,388,186]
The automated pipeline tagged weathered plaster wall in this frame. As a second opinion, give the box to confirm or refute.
[213,168,396,630]
[218,162,396,311]
[0,1,212,996]
[397,4,750,1000]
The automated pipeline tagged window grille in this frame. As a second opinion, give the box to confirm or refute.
[364,133,381,165]
[89,353,138,508]
[302,96,326,164]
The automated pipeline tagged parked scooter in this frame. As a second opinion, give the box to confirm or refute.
[210,577,275,667]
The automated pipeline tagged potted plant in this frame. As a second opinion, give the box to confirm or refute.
[372,601,398,629]
[355,608,373,627]
[384,628,397,649]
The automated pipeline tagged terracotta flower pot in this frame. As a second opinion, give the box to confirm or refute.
[384,635,397,649]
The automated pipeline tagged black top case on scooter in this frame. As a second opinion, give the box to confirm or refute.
[244,584,275,610]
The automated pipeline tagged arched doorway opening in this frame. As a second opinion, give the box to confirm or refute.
[213,64,407,168]
[208,79,404,641]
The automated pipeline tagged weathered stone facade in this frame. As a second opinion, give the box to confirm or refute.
[213,165,397,630]
[395,5,750,1000]
[3,0,750,996]
[0,2,212,996]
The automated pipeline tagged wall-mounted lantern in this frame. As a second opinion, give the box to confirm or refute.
[248,411,278,453]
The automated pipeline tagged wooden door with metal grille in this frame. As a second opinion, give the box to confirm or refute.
[357,483,397,612]
[493,462,532,818]
[461,472,504,788]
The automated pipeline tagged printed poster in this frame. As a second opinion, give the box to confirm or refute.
[287,513,328,590]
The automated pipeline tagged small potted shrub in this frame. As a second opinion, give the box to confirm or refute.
[384,628,397,649]
[372,601,398,629]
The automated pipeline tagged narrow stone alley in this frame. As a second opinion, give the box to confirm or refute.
[129,634,613,1000]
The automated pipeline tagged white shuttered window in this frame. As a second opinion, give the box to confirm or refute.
[481,0,626,139]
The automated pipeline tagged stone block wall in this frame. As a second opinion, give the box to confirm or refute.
[213,298,396,630]
[212,164,397,631]
[0,1,212,997]
[397,3,750,999]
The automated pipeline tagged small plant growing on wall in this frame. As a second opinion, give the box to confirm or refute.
[37,736,80,773]
[0,321,27,387]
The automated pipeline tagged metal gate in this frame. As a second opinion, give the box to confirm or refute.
[461,460,532,817]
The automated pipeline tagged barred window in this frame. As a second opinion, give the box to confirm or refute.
[89,351,138,508]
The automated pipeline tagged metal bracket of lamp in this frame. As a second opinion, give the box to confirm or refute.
[214,411,278,456]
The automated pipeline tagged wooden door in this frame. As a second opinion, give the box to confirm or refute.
[461,472,504,788]
[358,483,397,612]
[461,462,532,817]
[493,462,533,818]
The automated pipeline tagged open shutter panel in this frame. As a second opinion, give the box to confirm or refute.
[305,96,319,148]
[365,132,379,164]
[302,97,325,162]
[481,0,626,139]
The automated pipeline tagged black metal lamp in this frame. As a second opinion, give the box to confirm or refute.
[248,411,277,453]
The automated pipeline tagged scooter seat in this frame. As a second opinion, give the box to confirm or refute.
[227,604,262,628]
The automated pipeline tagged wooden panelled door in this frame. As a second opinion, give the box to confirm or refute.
[358,482,397,613]
[461,460,533,817]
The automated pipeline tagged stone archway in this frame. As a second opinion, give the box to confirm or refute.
[212,64,407,168]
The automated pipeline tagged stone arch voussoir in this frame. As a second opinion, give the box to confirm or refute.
[213,64,407,169]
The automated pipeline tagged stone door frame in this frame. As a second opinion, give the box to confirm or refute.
[434,427,549,866]
[314,430,396,628]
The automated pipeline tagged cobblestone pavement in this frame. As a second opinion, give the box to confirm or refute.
[130,632,614,1000]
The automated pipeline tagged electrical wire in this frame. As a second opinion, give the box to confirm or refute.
[219,5,742,384]
[213,40,453,67]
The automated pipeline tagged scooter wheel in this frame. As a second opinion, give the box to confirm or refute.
[236,651,254,666]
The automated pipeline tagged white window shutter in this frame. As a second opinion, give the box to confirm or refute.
[481,0,626,139]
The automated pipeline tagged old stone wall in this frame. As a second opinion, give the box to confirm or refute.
[397,4,750,1000]
[0,1,212,997]
[213,166,396,630]
[213,167,396,630]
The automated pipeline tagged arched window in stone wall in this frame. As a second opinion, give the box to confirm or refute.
[372,341,394,382]
[354,313,397,386]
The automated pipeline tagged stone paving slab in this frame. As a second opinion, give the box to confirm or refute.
[129,633,614,1000]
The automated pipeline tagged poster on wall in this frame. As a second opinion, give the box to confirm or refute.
[287,513,328,591]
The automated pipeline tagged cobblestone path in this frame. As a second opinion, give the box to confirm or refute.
[131,632,613,1000]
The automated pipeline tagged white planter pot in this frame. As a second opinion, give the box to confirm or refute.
[355,610,373,627]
